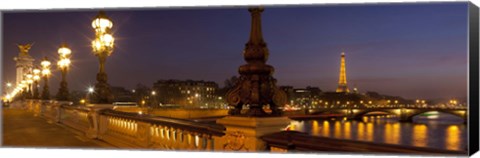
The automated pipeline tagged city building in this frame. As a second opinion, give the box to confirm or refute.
[281,86,322,108]
[279,86,294,102]
[110,86,135,102]
[152,79,220,108]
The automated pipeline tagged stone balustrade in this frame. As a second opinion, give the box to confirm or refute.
[60,106,90,132]
[22,100,225,151]
[97,109,224,150]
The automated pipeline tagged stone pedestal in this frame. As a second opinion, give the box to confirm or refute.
[215,116,290,152]
[85,104,115,139]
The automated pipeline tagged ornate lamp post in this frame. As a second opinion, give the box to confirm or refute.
[56,44,71,101]
[216,8,291,152]
[20,80,27,100]
[225,8,287,117]
[5,82,12,94]
[32,67,41,99]
[25,73,33,99]
[41,57,51,100]
[91,11,115,104]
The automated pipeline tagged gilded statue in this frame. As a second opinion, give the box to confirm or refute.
[17,43,34,56]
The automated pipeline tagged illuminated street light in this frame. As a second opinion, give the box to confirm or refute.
[88,87,94,93]
[86,86,95,104]
[5,82,13,99]
[32,67,41,99]
[25,73,33,99]
[91,11,115,104]
[449,99,458,106]
[56,44,71,101]
[5,94,12,102]
[41,57,51,100]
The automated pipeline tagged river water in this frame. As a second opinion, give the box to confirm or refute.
[287,112,467,151]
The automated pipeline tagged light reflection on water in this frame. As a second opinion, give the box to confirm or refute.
[287,113,466,151]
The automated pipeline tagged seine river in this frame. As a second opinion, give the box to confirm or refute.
[287,112,467,151]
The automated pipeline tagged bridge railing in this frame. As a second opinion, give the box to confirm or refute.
[98,109,224,150]
[60,105,91,132]
[22,100,225,151]
[262,131,467,155]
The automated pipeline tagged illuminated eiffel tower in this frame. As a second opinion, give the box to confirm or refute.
[336,51,350,93]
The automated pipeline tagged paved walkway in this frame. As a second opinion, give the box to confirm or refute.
[2,108,115,149]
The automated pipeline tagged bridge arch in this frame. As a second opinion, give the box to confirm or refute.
[405,110,466,122]
[351,109,400,120]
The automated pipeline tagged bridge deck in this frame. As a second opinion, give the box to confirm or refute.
[2,107,115,149]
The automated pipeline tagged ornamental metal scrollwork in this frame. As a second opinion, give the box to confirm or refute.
[222,131,248,151]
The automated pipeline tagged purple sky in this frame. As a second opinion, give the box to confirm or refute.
[2,3,468,100]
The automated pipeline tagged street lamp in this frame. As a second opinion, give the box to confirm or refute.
[32,67,41,99]
[25,73,33,99]
[88,87,94,93]
[20,80,27,99]
[5,82,12,97]
[41,57,51,100]
[86,86,94,104]
[150,90,157,107]
[91,11,115,104]
[56,44,71,101]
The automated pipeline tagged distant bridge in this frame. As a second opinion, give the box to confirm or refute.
[307,107,467,122]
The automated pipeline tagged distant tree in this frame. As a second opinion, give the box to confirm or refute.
[217,76,239,98]
[224,76,239,90]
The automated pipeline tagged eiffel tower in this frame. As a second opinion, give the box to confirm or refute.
[336,51,350,93]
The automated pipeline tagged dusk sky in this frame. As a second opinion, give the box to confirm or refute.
[2,2,468,100]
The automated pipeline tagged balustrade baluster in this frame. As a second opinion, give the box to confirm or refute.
[134,121,138,133]
[195,134,203,150]
[166,127,170,140]
[177,129,184,144]
[160,127,164,139]
[172,129,177,142]
[203,134,212,150]
[187,132,195,150]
